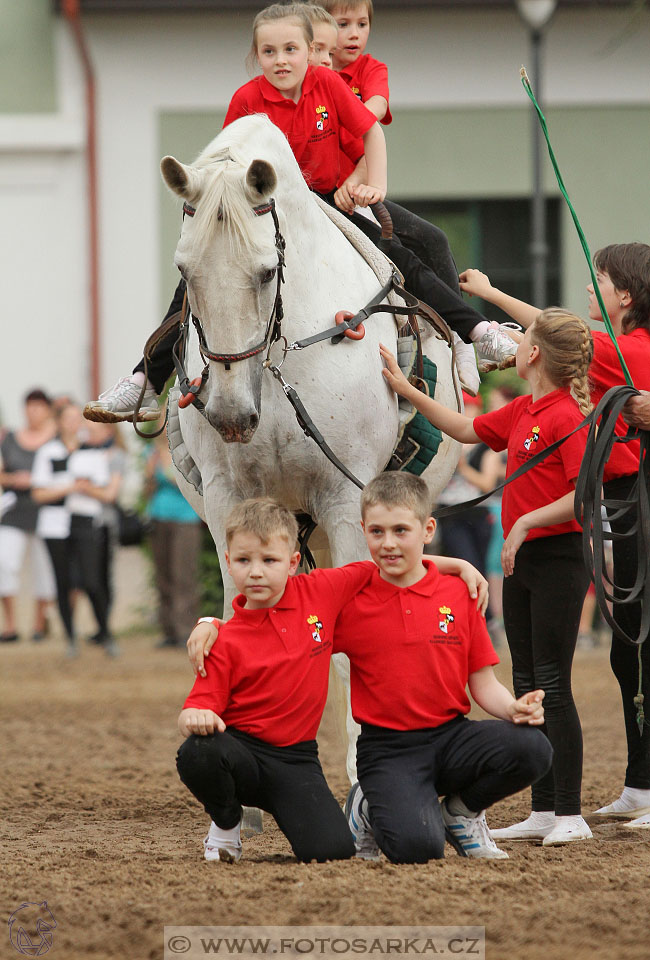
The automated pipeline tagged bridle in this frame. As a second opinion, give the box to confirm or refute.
[181,197,286,370]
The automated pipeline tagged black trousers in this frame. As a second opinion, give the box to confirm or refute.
[176,727,355,863]
[320,193,484,343]
[356,717,552,864]
[381,199,461,294]
[134,197,482,393]
[604,473,650,789]
[502,532,589,814]
[45,515,110,642]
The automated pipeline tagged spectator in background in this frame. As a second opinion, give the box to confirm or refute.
[32,402,117,657]
[0,389,57,642]
[84,421,126,629]
[144,432,201,649]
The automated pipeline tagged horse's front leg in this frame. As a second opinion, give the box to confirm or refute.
[317,501,370,786]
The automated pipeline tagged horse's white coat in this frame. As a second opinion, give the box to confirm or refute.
[162,115,461,778]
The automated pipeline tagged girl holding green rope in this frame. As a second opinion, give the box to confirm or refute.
[459,241,650,831]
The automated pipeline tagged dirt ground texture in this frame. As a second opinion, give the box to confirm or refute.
[2,550,648,960]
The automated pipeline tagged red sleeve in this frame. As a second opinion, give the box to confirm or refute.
[182,640,232,715]
[325,70,377,139]
[340,129,364,165]
[467,595,499,674]
[360,58,392,124]
[473,399,519,453]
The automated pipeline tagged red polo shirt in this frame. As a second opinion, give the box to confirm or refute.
[589,328,650,482]
[337,54,392,183]
[473,389,587,540]
[224,65,376,194]
[333,560,498,730]
[183,562,374,746]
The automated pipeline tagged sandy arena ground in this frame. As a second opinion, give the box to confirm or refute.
[1,548,648,960]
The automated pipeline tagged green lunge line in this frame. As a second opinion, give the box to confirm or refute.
[520,67,633,387]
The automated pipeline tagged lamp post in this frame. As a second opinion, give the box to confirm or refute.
[516,0,558,309]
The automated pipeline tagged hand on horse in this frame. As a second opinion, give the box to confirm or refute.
[178,707,226,737]
[379,344,416,399]
[349,182,386,208]
[187,620,222,678]
[334,180,357,215]
[508,689,545,726]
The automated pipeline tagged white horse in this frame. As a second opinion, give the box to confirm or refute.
[161,114,463,778]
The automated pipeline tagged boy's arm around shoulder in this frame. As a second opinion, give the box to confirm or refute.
[468,665,545,725]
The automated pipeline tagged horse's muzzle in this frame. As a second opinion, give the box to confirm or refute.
[209,411,259,444]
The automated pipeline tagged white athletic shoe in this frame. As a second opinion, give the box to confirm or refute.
[475,325,519,372]
[344,782,381,861]
[542,815,592,846]
[203,822,243,863]
[592,788,650,819]
[83,377,160,423]
[441,800,509,859]
[489,811,556,841]
[624,812,650,829]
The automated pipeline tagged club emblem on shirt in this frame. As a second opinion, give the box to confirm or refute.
[315,104,329,131]
[307,614,323,642]
[438,605,455,634]
[351,86,361,100]
[524,425,540,451]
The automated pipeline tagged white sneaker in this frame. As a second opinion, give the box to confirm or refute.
[490,811,556,841]
[624,812,650,829]
[542,815,592,846]
[203,821,242,863]
[592,788,650,819]
[83,377,160,423]
[475,325,518,372]
[441,799,509,859]
[344,782,381,861]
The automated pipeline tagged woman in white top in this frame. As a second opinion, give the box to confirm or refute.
[32,402,115,656]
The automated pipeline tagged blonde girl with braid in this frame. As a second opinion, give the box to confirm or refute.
[379,308,594,847]
[460,249,650,828]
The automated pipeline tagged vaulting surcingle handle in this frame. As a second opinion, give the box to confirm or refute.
[370,201,393,255]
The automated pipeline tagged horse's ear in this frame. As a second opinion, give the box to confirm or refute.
[245,159,277,201]
[160,156,205,201]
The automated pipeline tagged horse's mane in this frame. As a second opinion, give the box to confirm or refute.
[188,115,302,258]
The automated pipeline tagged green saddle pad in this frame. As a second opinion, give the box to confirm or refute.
[386,338,443,476]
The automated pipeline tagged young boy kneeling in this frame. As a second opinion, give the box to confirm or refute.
[177,495,487,864]
[335,473,553,862]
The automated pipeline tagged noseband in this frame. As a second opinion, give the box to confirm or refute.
[181,198,286,370]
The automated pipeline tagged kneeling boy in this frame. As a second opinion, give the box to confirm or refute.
[177,496,487,864]
[335,472,553,862]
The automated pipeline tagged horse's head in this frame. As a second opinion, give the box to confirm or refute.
[161,118,292,443]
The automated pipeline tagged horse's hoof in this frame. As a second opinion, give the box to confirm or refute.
[241,806,264,836]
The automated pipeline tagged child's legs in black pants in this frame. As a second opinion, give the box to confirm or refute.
[382,200,461,294]
[502,533,589,815]
[356,719,551,864]
[176,728,354,863]
[604,474,650,789]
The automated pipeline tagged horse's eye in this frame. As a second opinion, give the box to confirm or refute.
[261,268,276,285]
